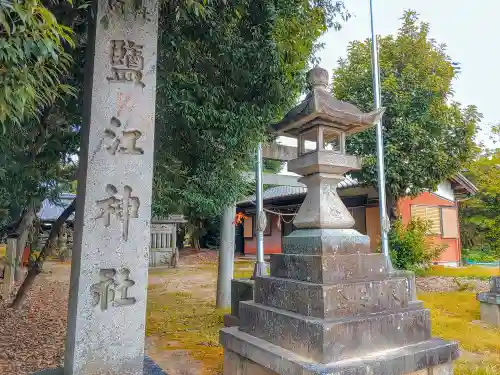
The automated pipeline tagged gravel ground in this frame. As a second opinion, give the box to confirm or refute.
[0,271,68,375]
[416,276,491,293]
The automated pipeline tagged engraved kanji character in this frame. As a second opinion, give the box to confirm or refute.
[103,116,144,155]
[95,184,140,240]
[113,268,136,307]
[95,184,121,227]
[108,40,145,87]
[91,269,116,311]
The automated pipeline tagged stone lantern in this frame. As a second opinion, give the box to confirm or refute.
[220,67,459,375]
[272,66,384,231]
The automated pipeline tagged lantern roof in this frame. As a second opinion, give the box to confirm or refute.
[271,67,385,137]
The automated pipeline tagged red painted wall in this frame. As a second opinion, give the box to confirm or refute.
[243,192,462,264]
[398,192,461,264]
[244,215,282,255]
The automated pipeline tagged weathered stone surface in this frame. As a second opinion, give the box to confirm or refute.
[490,276,500,293]
[32,357,168,375]
[270,253,388,284]
[428,362,453,375]
[63,1,159,374]
[391,269,418,301]
[231,279,255,318]
[282,229,370,256]
[290,175,356,230]
[224,350,279,375]
[224,314,241,327]
[477,291,500,305]
[287,151,360,176]
[254,276,411,318]
[221,327,458,375]
[479,302,500,326]
[239,301,431,363]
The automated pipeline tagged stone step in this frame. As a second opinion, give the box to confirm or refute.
[270,253,389,284]
[282,228,370,256]
[239,301,431,364]
[221,326,458,375]
[254,276,411,319]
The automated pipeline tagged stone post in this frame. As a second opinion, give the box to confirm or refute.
[63,1,160,374]
[2,236,17,302]
[477,276,500,326]
[216,203,236,308]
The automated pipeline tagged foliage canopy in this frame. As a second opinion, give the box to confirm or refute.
[332,10,481,216]
[0,0,76,130]
[153,0,348,222]
[460,125,500,260]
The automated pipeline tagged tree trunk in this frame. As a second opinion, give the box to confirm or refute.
[10,199,76,309]
[192,234,201,251]
[13,207,36,281]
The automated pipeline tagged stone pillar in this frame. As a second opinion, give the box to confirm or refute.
[63,1,159,374]
[2,236,17,301]
[216,203,236,308]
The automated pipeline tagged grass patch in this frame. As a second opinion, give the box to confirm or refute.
[419,291,500,374]
[454,359,500,375]
[146,287,229,375]
[418,266,500,280]
[233,270,253,279]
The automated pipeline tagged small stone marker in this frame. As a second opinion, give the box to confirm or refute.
[477,276,500,327]
[63,1,159,374]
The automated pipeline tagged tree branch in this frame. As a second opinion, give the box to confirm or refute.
[10,199,76,309]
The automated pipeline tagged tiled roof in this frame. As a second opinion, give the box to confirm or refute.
[240,176,359,204]
[38,193,76,222]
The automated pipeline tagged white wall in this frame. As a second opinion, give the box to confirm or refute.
[433,180,455,202]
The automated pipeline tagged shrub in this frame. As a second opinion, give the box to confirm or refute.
[388,218,445,271]
[462,247,499,263]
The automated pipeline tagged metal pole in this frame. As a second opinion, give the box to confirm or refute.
[252,142,267,277]
[369,0,392,269]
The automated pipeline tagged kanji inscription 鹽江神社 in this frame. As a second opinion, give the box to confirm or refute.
[96,184,140,240]
[107,40,145,87]
[103,116,144,155]
[91,268,136,311]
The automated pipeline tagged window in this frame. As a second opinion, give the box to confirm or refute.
[410,205,442,235]
[441,207,458,238]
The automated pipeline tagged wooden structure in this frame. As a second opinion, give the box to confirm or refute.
[149,215,187,268]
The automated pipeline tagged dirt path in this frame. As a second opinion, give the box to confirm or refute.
[0,250,221,375]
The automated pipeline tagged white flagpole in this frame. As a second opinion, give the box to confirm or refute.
[369,0,392,269]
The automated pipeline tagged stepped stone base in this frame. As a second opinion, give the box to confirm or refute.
[221,327,457,375]
[239,301,430,363]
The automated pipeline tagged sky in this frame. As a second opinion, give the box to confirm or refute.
[315,0,499,148]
